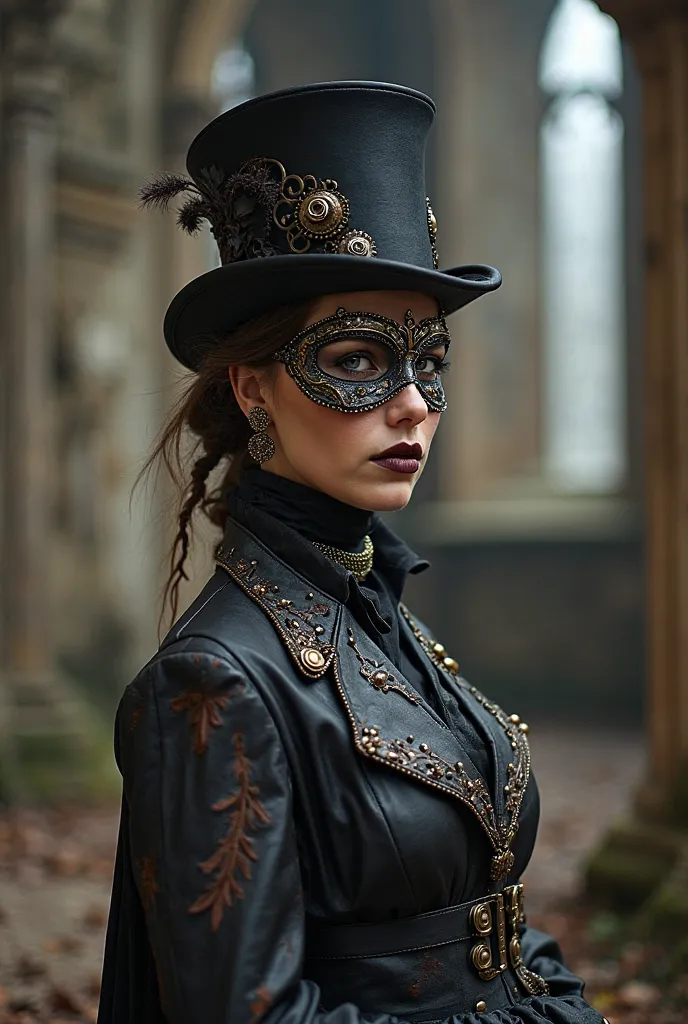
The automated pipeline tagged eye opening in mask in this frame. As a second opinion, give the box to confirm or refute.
[274,307,453,414]
[316,338,450,383]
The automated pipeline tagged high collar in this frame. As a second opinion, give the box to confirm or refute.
[226,471,429,607]
[231,468,374,549]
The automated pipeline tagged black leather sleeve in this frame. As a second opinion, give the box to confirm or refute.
[519,926,586,998]
[118,642,607,1024]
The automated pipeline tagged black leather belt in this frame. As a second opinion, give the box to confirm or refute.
[304,884,549,1024]
[307,897,478,960]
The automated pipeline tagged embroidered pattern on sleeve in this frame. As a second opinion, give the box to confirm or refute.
[250,985,273,1022]
[189,732,271,931]
[170,689,230,755]
[169,653,244,755]
[136,855,160,913]
[127,701,144,733]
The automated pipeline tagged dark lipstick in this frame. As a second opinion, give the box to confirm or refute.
[371,442,423,475]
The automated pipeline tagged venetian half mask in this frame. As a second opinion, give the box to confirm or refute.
[275,306,452,413]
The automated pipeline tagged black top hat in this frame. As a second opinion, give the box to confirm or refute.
[145,81,501,370]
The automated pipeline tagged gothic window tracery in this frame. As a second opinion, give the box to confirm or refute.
[539,0,626,493]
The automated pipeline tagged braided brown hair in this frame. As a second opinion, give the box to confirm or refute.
[138,299,315,630]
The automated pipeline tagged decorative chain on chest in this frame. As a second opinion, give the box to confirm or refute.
[311,534,374,582]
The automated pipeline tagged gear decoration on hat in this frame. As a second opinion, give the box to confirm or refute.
[280,181,350,250]
[273,172,349,252]
[426,198,439,269]
[335,230,377,258]
[139,156,378,263]
[270,162,374,256]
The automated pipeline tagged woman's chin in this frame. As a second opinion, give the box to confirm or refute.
[345,477,416,513]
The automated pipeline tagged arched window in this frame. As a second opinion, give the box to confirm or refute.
[212,43,255,113]
[540,0,626,493]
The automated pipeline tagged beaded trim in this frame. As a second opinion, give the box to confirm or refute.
[347,627,420,705]
[215,546,338,679]
[399,604,532,883]
[312,534,373,582]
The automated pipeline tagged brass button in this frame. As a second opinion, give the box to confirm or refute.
[300,647,325,670]
[471,902,492,935]
[471,943,492,971]
[475,1001,487,1013]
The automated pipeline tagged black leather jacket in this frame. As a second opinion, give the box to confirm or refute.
[98,513,605,1024]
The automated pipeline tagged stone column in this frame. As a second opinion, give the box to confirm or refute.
[427,0,556,500]
[0,2,104,802]
[2,5,63,662]
[586,0,688,937]
[0,2,64,798]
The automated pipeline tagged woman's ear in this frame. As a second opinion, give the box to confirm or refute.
[229,365,270,418]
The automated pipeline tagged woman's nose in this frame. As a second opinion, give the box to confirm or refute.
[385,382,429,425]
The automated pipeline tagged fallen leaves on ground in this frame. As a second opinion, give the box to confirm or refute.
[532,905,687,1024]
[0,807,115,882]
[0,806,117,1024]
[0,793,686,1024]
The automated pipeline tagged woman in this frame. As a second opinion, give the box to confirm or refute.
[98,82,607,1024]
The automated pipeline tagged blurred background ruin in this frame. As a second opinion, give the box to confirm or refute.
[0,0,687,1021]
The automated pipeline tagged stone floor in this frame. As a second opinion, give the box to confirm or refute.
[0,722,659,1022]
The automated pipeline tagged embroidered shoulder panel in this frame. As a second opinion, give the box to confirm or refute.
[216,545,339,680]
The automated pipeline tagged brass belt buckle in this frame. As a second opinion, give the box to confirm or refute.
[470,884,550,997]
[470,893,508,980]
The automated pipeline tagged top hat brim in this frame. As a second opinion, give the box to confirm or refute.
[164,256,501,370]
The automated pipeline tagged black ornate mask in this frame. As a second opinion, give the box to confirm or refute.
[275,307,452,413]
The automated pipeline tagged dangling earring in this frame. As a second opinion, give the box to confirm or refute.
[247,406,275,463]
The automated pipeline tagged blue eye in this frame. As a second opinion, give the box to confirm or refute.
[416,356,451,379]
[327,349,388,380]
[339,353,376,372]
